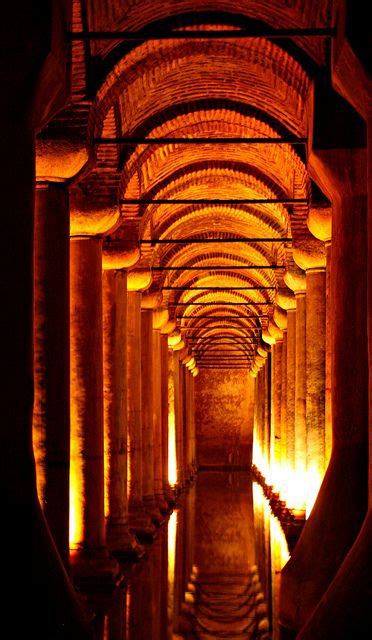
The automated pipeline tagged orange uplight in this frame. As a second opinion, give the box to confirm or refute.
[69,428,83,548]
[168,365,178,486]
[167,510,178,626]
[168,406,177,487]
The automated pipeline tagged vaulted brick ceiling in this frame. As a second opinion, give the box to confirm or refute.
[67,0,333,368]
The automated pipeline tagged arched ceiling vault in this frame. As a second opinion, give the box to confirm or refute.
[73,4,333,369]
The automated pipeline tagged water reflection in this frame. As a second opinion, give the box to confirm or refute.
[94,471,289,639]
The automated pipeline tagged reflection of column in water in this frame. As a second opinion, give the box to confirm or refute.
[127,536,164,640]
[253,481,290,640]
[270,516,290,640]
[167,510,178,638]
[106,586,127,640]
[173,505,184,633]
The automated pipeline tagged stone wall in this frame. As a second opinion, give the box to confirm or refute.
[195,369,255,468]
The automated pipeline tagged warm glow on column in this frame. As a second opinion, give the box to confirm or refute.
[253,481,289,569]
[168,354,177,486]
[168,510,178,624]
[69,428,83,547]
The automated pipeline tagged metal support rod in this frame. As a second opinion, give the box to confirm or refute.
[183,327,261,331]
[163,286,275,290]
[168,301,272,306]
[96,137,306,145]
[120,198,307,205]
[178,315,269,319]
[68,28,336,41]
[152,265,282,270]
[142,237,292,243]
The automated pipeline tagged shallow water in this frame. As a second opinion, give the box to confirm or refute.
[95,471,289,639]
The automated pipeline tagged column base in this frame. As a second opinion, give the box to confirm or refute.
[143,495,166,526]
[106,522,146,562]
[164,484,177,508]
[70,547,121,592]
[129,504,157,542]
[155,492,171,515]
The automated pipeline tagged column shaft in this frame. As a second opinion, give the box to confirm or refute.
[127,292,155,539]
[168,350,177,487]
[286,309,296,473]
[280,331,288,480]
[153,328,168,513]
[160,335,173,502]
[70,236,118,579]
[306,268,327,512]
[271,341,283,487]
[141,310,163,523]
[103,270,141,558]
[325,242,333,465]
[295,293,307,487]
[173,354,184,489]
[33,183,70,567]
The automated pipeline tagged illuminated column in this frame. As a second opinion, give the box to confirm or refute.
[152,322,169,514]
[70,234,118,581]
[293,234,328,512]
[325,241,332,465]
[160,330,174,504]
[294,290,307,489]
[280,330,288,477]
[270,339,283,487]
[33,183,70,567]
[286,307,296,476]
[184,366,193,481]
[175,354,185,488]
[102,261,144,560]
[281,148,368,631]
[127,280,155,540]
[141,308,163,524]
[307,207,333,465]
[306,267,326,511]
[168,348,178,488]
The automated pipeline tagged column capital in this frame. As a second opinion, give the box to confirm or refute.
[36,137,89,183]
[284,265,307,295]
[102,238,140,270]
[69,186,119,237]
[127,267,152,292]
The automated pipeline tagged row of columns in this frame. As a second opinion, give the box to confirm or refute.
[253,247,329,517]
[253,145,368,635]
[32,184,198,584]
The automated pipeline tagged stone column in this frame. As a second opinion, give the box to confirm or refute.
[184,366,192,481]
[286,307,297,479]
[281,148,368,632]
[141,309,164,524]
[152,325,169,514]
[270,339,283,489]
[102,268,143,560]
[160,334,174,504]
[280,330,288,480]
[70,235,118,582]
[325,241,332,466]
[293,233,328,514]
[33,183,70,568]
[305,267,327,511]
[127,290,155,540]
[168,336,183,489]
[174,353,185,489]
[294,291,307,492]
